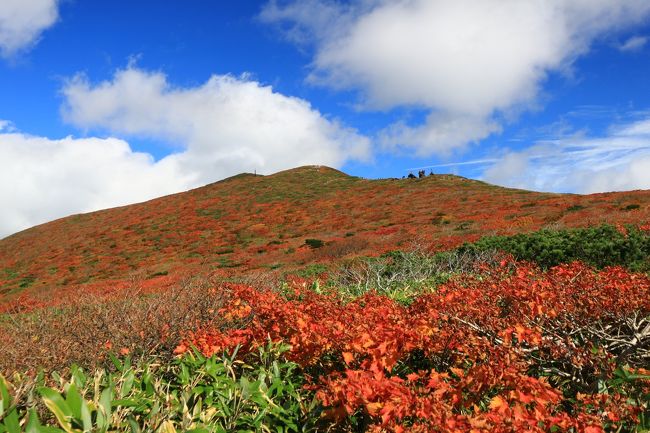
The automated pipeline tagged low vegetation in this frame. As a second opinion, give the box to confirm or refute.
[459,224,650,271]
[2,223,650,431]
[0,281,230,374]
[330,247,504,303]
[2,166,648,301]
[1,343,318,433]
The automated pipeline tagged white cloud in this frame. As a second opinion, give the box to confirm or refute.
[618,35,648,51]
[380,112,501,156]
[0,0,59,57]
[262,0,650,155]
[483,153,531,189]
[0,120,16,132]
[0,133,191,238]
[481,116,650,193]
[61,67,370,187]
[0,67,370,238]
[259,0,356,46]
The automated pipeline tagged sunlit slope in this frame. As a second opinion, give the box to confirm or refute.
[1,165,648,301]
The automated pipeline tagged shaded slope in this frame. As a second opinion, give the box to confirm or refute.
[1,165,649,303]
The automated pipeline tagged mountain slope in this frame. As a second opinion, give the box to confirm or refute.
[1,165,648,305]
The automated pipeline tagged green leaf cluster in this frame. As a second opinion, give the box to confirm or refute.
[0,342,319,433]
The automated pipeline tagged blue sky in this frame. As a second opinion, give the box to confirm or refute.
[1,0,650,237]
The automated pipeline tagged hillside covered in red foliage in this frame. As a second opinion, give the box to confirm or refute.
[1,166,650,432]
[1,165,649,308]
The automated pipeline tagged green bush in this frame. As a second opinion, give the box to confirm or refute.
[304,239,324,249]
[459,224,650,271]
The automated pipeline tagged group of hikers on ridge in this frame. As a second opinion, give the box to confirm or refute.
[406,169,434,179]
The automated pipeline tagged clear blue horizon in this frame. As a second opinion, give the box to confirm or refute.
[1,1,650,237]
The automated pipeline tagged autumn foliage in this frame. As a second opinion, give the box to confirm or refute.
[1,167,650,431]
[171,260,650,432]
[2,166,649,308]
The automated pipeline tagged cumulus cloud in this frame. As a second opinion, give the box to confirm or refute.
[0,67,370,238]
[619,35,648,51]
[481,116,650,193]
[0,0,59,57]
[262,0,650,155]
[0,133,191,238]
[61,67,370,186]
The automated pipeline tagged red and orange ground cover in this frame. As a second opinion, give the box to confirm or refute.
[174,259,650,432]
[1,166,649,310]
[1,167,649,431]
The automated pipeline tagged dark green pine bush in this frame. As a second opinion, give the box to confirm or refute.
[459,224,650,271]
[304,238,324,249]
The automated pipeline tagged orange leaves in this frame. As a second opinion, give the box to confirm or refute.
[172,261,649,432]
[173,343,187,355]
[220,299,252,321]
[177,328,254,357]
[501,324,542,347]
[489,395,507,413]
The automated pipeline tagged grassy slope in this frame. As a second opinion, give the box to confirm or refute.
[1,165,648,305]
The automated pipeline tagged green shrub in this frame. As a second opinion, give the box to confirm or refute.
[458,224,650,271]
[304,239,324,249]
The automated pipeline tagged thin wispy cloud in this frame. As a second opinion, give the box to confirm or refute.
[618,35,648,51]
[481,116,650,193]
